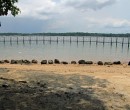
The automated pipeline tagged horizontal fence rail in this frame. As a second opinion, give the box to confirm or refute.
[0,36,130,46]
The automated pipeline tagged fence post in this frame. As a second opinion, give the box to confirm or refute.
[23,37,24,44]
[57,37,58,44]
[70,36,71,44]
[29,36,31,45]
[122,38,124,47]
[111,37,112,46]
[50,37,51,44]
[43,36,45,44]
[10,37,12,45]
[3,37,5,45]
[96,37,98,45]
[116,37,118,47]
[77,37,78,43]
[63,37,64,44]
[128,37,129,48]
[17,37,18,44]
[103,37,105,45]
[36,37,38,44]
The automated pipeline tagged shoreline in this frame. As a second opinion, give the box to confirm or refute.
[0,59,130,65]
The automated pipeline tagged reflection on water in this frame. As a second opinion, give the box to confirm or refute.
[0,36,129,62]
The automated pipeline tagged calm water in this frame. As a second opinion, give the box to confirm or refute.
[0,36,130,62]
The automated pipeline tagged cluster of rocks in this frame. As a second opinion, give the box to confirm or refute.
[0,59,38,65]
[0,59,130,65]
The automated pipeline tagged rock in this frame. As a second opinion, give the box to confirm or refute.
[4,60,10,63]
[19,81,27,83]
[61,61,68,64]
[54,59,60,64]
[104,62,113,65]
[40,83,47,88]
[48,60,53,64]
[55,93,61,97]
[97,61,103,65]
[32,59,38,64]
[37,82,47,88]
[78,60,86,64]
[71,61,77,64]
[41,60,47,64]
[2,83,9,88]
[113,61,121,65]
[85,61,93,64]
[17,60,23,64]
[23,60,31,64]
[10,60,18,64]
[0,60,4,64]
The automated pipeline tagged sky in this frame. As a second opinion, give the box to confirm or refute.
[0,0,130,33]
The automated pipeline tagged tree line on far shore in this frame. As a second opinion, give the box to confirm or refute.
[0,32,130,37]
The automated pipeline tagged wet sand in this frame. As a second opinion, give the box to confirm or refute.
[0,64,130,110]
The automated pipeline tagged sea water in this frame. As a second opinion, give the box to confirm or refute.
[0,36,129,62]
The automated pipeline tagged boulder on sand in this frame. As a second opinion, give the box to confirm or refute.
[113,61,121,65]
[97,61,103,65]
[54,59,60,64]
[104,62,113,65]
[78,60,86,64]
[32,59,38,64]
[4,60,10,63]
[85,61,93,64]
[48,60,53,64]
[41,60,47,64]
[23,60,31,64]
[61,61,68,64]
[0,60,4,64]
[128,62,130,66]
[71,61,77,64]
[11,60,18,64]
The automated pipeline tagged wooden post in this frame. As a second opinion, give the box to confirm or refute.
[10,37,12,45]
[63,37,64,44]
[111,37,112,46]
[128,37,130,48]
[17,37,18,45]
[50,37,51,44]
[83,37,84,42]
[90,37,92,43]
[83,37,84,45]
[70,36,71,43]
[122,38,124,47]
[36,37,38,44]
[57,37,58,44]
[96,37,98,45]
[23,37,25,44]
[103,37,105,45]
[29,36,31,45]
[3,37,5,45]
[77,37,78,46]
[116,37,118,47]
[90,37,91,44]
[43,36,45,44]
[77,37,78,43]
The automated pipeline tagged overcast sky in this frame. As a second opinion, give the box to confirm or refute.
[0,0,130,33]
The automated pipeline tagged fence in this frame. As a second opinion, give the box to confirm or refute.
[0,36,130,47]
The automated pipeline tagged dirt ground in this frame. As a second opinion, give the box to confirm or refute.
[0,64,130,110]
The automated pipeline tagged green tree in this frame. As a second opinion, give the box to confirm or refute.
[0,0,20,16]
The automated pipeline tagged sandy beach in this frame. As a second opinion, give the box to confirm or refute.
[0,64,130,110]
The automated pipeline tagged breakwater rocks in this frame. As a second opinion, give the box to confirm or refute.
[0,59,129,65]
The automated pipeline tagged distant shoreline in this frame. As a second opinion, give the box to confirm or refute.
[0,32,130,37]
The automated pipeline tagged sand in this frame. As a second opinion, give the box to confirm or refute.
[0,64,130,110]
